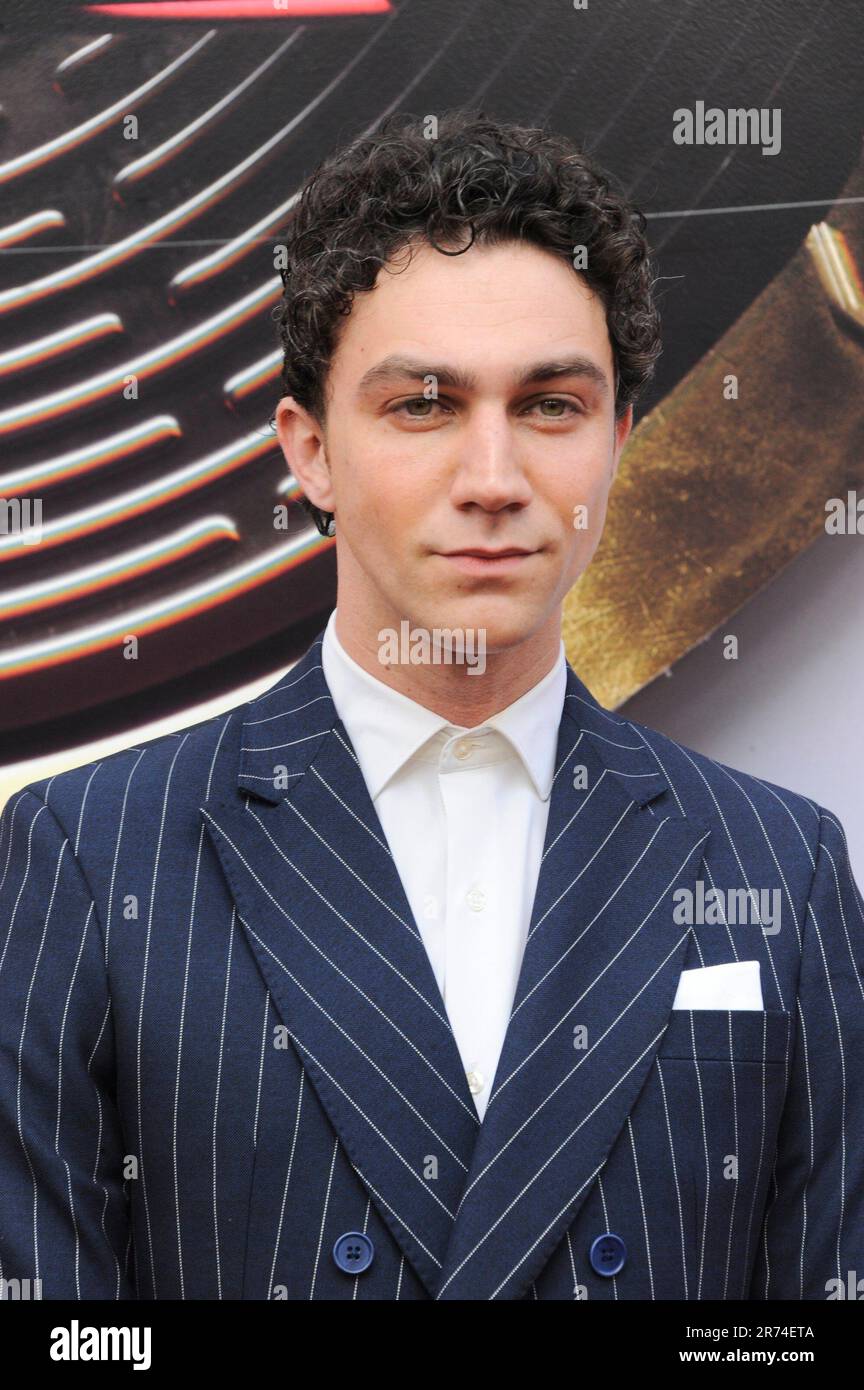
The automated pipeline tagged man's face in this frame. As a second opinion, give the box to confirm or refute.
[278,236,632,654]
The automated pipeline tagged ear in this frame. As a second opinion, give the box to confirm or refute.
[610,403,633,483]
[274,396,336,514]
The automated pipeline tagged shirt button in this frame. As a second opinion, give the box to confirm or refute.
[466,888,486,912]
[453,740,473,760]
[466,1069,485,1095]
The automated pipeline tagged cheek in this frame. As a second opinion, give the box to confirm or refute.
[354,478,414,561]
[556,470,610,538]
[579,448,616,514]
[585,482,611,535]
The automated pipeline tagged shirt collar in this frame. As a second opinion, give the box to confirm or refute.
[321,609,567,802]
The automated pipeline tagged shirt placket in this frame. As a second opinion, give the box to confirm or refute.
[438,733,500,1117]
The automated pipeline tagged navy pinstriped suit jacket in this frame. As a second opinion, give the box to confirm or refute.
[1,628,863,1301]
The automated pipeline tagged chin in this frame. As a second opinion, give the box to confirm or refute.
[393,589,548,648]
[474,620,540,654]
[446,605,541,651]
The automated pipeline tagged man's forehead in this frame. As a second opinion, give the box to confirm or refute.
[328,240,617,394]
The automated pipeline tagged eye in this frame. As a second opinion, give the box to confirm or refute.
[388,395,584,420]
[527,397,584,418]
[391,396,448,418]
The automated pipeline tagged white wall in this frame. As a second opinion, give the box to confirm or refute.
[622,528,864,883]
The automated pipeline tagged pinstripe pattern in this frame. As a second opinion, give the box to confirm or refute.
[1,628,862,1300]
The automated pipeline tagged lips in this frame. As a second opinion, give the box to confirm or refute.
[441,548,535,558]
[437,548,538,576]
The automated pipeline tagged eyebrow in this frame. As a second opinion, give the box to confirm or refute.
[355,352,611,399]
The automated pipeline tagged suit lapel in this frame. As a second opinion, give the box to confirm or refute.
[200,636,480,1298]
[202,632,711,1301]
[436,679,711,1299]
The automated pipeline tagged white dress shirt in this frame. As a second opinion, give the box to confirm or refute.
[321,610,567,1119]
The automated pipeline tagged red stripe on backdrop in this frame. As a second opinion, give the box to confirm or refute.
[84,1,392,17]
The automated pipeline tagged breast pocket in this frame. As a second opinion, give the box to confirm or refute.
[652,1008,792,1298]
[657,1007,792,1063]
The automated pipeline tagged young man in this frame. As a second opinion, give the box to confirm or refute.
[1,111,862,1303]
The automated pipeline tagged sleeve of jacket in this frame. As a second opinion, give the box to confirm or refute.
[0,787,136,1300]
[749,804,864,1300]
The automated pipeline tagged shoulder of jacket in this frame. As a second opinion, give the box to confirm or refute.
[20,702,245,815]
[616,712,823,842]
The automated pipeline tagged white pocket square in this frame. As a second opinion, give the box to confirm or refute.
[672,960,763,1011]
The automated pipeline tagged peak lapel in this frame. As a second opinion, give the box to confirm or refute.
[201,636,480,1298]
[436,670,711,1300]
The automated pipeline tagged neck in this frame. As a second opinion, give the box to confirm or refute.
[332,602,562,727]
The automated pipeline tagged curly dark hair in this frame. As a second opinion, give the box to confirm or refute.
[270,108,662,536]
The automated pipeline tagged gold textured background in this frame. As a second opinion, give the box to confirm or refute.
[563,158,864,708]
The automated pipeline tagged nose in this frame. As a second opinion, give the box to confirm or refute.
[447,406,534,513]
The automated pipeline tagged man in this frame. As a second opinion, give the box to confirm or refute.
[1,111,862,1302]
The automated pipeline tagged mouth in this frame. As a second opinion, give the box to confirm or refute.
[437,547,538,574]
